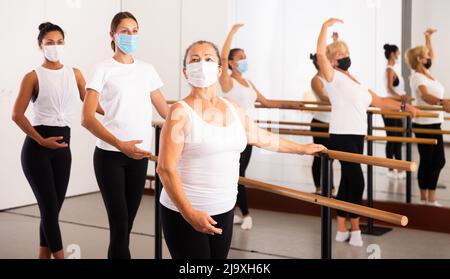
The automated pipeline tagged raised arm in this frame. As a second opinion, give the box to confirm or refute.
[219,24,244,92]
[425,28,437,62]
[316,18,344,82]
[156,104,223,235]
[12,71,68,149]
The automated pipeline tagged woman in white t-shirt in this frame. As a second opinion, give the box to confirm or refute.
[405,28,450,207]
[82,12,169,259]
[383,44,407,179]
[219,24,303,231]
[157,40,325,259]
[316,18,418,247]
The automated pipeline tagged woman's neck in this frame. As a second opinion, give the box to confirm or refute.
[190,86,218,104]
[42,60,63,70]
[416,65,427,74]
[113,51,134,64]
[388,59,396,66]
[231,70,243,80]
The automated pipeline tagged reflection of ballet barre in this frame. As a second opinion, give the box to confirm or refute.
[367,110,439,118]
[414,105,446,111]
[264,127,438,146]
[264,97,416,107]
[373,127,450,135]
[258,120,450,136]
[256,103,440,118]
[255,103,332,112]
[238,177,408,227]
[255,120,329,128]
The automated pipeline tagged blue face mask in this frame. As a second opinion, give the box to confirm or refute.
[237,59,248,74]
[115,34,140,54]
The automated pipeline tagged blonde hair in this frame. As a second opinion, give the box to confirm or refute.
[405,45,428,70]
[326,40,349,60]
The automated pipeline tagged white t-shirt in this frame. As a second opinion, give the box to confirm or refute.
[410,70,445,125]
[383,65,406,98]
[87,58,163,152]
[323,70,373,135]
[160,98,248,216]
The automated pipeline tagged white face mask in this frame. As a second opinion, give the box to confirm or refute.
[186,61,219,88]
[43,45,65,62]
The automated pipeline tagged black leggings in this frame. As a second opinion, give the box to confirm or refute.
[382,116,403,160]
[329,135,365,219]
[93,147,148,259]
[236,144,253,216]
[413,123,446,190]
[21,125,71,253]
[161,205,234,259]
[311,119,334,189]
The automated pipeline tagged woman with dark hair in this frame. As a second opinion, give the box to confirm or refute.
[82,11,169,258]
[12,22,89,259]
[219,24,302,230]
[157,40,325,259]
[382,43,407,179]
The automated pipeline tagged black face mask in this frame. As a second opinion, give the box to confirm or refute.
[424,58,432,69]
[337,57,352,71]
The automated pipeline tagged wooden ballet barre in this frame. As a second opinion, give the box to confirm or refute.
[255,103,332,112]
[373,126,406,133]
[147,152,408,227]
[255,104,439,118]
[445,117,450,121]
[367,110,439,119]
[256,120,329,128]
[374,126,450,136]
[320,150,416,172]
[264,128,330,138]
[412,128,450,136]
[265,127,437,145]
[367,136,437,145]
[239,177,408,227]
[414,105,446,111]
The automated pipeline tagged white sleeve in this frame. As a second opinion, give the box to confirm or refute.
[148,65,164,93]
[411,73,427,92]
[86,63,106,94]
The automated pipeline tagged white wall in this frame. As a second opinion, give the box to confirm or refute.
[0,0,233,210]
[412,0,450,138]
[0,0,121,210]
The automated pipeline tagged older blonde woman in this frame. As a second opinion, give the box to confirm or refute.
[316,18,418,247]
[405,28,450,207]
